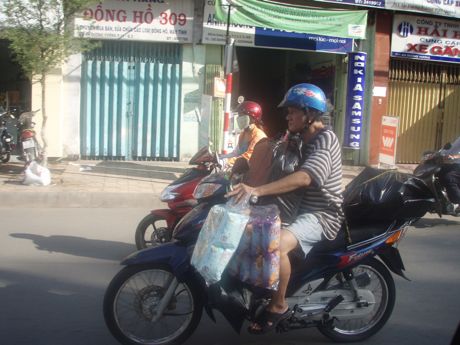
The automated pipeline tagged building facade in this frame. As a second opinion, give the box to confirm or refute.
[2,0,458,163]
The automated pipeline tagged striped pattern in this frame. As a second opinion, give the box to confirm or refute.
[300,130,344,240]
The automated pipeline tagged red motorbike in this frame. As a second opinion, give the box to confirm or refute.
[135,147,221,249]
[17,110,43,165]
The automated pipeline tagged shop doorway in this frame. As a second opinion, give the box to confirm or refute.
[80,41,182,160]
[388,59,460,163]
[234,46,338,137]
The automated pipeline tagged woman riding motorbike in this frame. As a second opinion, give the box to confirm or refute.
[226,83,344,334]
[220,101,267,174]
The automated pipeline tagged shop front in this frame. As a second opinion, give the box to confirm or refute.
[388,14,460,163]
[201,0,369,155]
[73,0,198,160]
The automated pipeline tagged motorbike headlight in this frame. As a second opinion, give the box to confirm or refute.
[4,137,11,143]
[193,182,222,200]
[160,183,184,201]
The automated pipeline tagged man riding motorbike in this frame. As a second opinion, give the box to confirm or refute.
[226,83,344,334]
[220,101,267,174]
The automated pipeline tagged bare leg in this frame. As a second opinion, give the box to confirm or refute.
[268,229,298,312]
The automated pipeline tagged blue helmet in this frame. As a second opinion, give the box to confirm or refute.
[278,83,327,113]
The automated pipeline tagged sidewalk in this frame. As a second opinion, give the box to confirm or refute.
[0,158,415,208]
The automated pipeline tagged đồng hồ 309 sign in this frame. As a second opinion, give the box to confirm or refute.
[343,52,367,149]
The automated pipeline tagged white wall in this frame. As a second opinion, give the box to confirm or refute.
[31,70,63,158]
[61,54,82,158]
[179,44,206,161]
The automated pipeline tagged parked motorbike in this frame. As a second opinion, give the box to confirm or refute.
[0,111,16,163]
[135,146,222,249]
[17,110,42,165]
[414,140,460,216]
[103,164,440,345]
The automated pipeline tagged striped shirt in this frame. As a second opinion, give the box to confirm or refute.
[299,129,344,240]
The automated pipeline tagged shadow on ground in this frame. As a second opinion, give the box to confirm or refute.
[10,233,136,261]
[412,217,460,228]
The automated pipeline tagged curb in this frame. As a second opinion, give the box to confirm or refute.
[0,191,166,209]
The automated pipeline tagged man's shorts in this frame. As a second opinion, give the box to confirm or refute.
[285,213,323,256]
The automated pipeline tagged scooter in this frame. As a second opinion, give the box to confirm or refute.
[103,165,441,345]
[135,146,221,249]
[414,139,460,216]
[0,111,15,163]
[17,110,42,165]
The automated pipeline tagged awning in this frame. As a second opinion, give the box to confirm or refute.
[215,0,368,40]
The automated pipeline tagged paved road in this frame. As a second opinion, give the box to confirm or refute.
[1,208,459,345]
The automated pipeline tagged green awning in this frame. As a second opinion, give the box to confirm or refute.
[215,0,368,39]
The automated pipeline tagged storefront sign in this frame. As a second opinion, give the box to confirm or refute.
[74,0,194,42]
[203,2,354,53]
[214,0,367,39]
[391,15,460,64]
[385,0,460,19]
[313,0,460,19]
[343,52,367,149]
[379,116,399,167]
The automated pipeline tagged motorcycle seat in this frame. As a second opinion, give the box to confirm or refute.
[309,222,391,255]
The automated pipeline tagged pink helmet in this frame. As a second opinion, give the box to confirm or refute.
[236,101,263,123]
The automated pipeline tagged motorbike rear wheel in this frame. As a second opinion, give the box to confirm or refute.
[317,258,395,342]
[1,152,10,163]
[103,264,203,345]
[135,213,172,250]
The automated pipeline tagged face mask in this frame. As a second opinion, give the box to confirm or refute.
[237,115,251,130]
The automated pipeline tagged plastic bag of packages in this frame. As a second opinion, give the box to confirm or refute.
[226,203,281,290]
[191,197,251,285]
[23,161,51,186]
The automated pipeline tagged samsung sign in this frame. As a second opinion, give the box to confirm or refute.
[343,52,367,149]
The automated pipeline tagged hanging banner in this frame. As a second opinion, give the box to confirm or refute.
[214,0,367,39]
[203,1,354,53]
[343,52,367,149]
[379,116,399,167]
[313,0,460,19]
[391,15,460,64]
[74,0,194,42]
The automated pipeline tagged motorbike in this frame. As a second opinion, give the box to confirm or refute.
[103,163,440,345]
[135,146,222,249]
[414,139,460,216]
[0,111,16,163]
[17,110,42,165]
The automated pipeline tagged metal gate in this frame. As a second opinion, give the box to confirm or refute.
[80,41,182,160]
[388,60,460,163]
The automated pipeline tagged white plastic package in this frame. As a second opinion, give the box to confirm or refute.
[23,161,51,186]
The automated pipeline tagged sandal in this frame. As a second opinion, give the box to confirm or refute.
[248,308,291,335]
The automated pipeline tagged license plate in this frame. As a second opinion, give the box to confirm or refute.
[22,139,35,149]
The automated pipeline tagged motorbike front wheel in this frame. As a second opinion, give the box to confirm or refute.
[103,264,203,345]
[317,258,396,342]
[135,213,172,250]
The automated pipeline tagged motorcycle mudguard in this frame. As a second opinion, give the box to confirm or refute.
[378,246,410,281]
[121,242,191,279]
[121,242,218,323]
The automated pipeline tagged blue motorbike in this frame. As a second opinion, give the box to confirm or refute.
[103,169,439,345]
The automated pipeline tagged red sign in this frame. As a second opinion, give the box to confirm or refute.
[379,116,399,166]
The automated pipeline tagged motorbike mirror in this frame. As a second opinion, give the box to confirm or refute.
[443,142,452,150]
[237,95,244,104]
